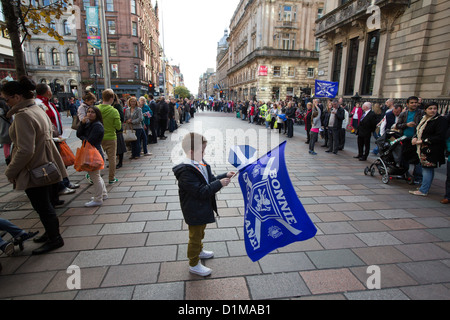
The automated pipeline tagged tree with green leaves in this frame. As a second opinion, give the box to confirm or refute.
[0,0,75,78]
[174,86,191,99]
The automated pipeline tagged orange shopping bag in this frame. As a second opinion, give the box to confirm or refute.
[74,141,104,172]
[59,141,75,167]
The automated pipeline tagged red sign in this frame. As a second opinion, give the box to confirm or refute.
[259,66,268,76]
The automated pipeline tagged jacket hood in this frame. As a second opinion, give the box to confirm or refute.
[173,163,197,180]
[98,104,116,116]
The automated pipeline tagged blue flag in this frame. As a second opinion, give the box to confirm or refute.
[315,80,339,98]
[234,141,317,262]
[228,145,257,171]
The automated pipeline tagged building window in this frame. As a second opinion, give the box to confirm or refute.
[272,87,280,100]
[273,66,281,77]
[132,21,137,36]
[106,0,114,11]
[37,48,45,65]
[286,87,294,97]
[281,33,295,50]
[361,30,380,95]
[345,37,359,96]
[133,43,139,58]
[131,0,136,14]
[318,8,324,19]
[107,21,116,35]
[49,20,56,31]
[332,43,343,82]
[63,20,71,35]
[109,43,117,56]
[51,48,60,66]
[134,64,139,79]
[288,67,295,77]
[307,68,315,78]
[315,38,320,52]
[66,49,75,66]
[111,64,118,78]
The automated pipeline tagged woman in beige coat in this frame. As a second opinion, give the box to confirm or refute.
[2,77,67,255]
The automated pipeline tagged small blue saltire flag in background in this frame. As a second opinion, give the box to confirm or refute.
[229,141,317,262]
[315,80,339,98]
[228,145,257,171]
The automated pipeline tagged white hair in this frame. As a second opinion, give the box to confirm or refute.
[363,102,372,109]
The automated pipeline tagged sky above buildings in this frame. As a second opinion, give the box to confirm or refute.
[158,0,241,95]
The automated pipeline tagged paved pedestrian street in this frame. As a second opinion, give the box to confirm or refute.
[0,112,449,301]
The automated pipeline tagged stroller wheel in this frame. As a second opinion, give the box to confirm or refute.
[382,174,390,184]
[364,167,370,176]
[370,167,376,177]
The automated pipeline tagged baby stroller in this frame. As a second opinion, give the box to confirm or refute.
[364,130,415,184]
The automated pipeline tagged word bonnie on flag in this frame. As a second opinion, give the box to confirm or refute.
[234,142,317,262]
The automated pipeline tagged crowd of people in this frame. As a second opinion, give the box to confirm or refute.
[208,96,450,204]
[0,75,448,262]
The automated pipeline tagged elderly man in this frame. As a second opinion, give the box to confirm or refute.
[325,99,345,154]
[354,102,378,161]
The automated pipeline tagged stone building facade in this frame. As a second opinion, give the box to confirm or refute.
[77,0,160,97]
[23,13,81,96]
[227,0,324,102]
[315,0,450,99]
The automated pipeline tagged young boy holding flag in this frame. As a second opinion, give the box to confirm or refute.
[172,133,235,276]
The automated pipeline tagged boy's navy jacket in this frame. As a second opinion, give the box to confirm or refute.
[173,161,227,226]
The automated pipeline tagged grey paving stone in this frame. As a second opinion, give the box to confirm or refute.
[306,249,365,269]
[75,286,135,300]
[398,261,450,284]
[258,252,316,273]
[101,263,159,287]
[345,288,410,300]
[400,284,450,300]
[122,245,178,264]
[133,282,185,300]
[72,248,126,268]
[355,232,403,246]
[98,222,146,235]
[247,272,311,300]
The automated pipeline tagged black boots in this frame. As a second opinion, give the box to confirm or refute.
[32,234,64,255]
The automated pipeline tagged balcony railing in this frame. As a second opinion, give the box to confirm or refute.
[228,48,319,75]
[315,0,410,37]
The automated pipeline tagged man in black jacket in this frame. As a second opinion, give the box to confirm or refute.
[285,101,296,138]
[148,95,158,144]
[158,97,169,139]
[173,133,235,276]
[326,100,345,154]
[354,102,378,161]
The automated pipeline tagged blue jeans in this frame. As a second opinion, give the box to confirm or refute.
[0,218,25,248]
[185,112,190,123]
[131,128,145,158]
[419,167,435,195]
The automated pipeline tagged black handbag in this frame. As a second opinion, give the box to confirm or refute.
[29,162,61,186]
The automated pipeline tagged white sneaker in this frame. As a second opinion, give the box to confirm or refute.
[91,195,108,201]
[84,200,103,207]
[199,250,214,259]
[189,262,212,276]
[144,153,153,156]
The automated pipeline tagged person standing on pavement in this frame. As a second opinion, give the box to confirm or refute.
[172,133,235,277]
[354,102,378,161]
[285,101,296,138]
[158,97,169,140]
[148,95,158,144]
[35,84,79,196]
[309,103,322,155]
[125,96,147,159]
[98,89,121,185]
[441,113,450,204]
[325,99,345,154]
[409,102,447,197]
[2,77,66,255]
[77,106,108,207]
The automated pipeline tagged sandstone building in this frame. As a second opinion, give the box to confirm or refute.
[227,0,324,102]
[315,0,450,99]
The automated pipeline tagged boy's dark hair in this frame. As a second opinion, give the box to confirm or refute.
[182,133,207,154]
